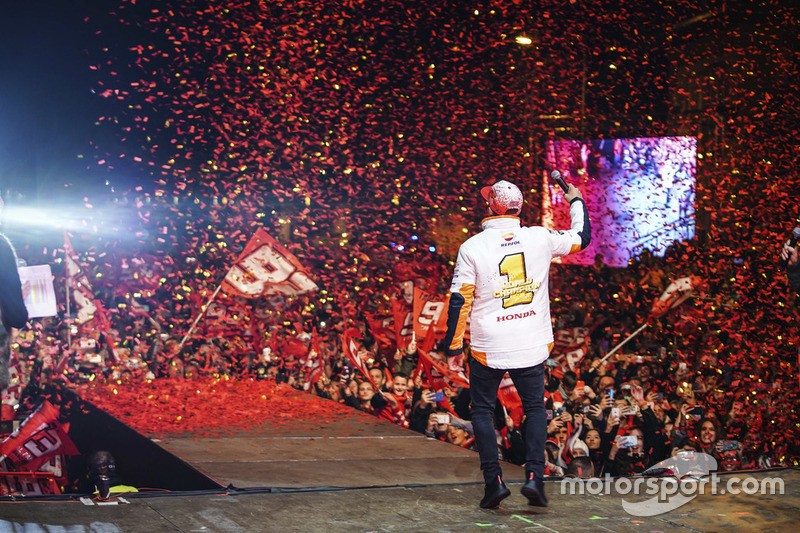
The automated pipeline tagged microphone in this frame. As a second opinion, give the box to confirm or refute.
[790,227,800,248]
[782,226,800,266]
[550,170,569,193]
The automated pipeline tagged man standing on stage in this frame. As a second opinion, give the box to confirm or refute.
[443,179,590,508]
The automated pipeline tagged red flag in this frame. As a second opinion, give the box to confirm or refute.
[412,287,447,339]
[420,319,437,353]
[342,328,378,388]
[497,374,524,427]
[64,233,97,324]
[391,298,413,350]
[0,401,79,472]
[650,275,704,318]
[417,347,470,389]
[0,472,60,496]
[306,327,325,388]
[551,327,589,371]
[222,228,318,298]
[64,233,118,363]
[552,327,588,355]
[37,454,69,491]
[365,313,396,351]
[415,357,453,414]
[418,349,447,391]
[563,347,587,371]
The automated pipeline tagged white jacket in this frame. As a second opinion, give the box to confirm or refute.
[444,198,590,369]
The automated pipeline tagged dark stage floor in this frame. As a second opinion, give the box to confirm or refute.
[1,391,798,532]
[2,470,798,532]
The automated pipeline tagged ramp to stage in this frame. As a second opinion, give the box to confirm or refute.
[64,378,513,490]
[156,408,503,489]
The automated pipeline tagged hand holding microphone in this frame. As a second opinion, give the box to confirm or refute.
[551,170,582,202]
[781,226,800,266]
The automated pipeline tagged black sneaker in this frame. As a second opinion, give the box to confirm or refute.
[480,475,511,509]
[521,472,548,507]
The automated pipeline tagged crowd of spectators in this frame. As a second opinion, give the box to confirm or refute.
[6,219,799,479]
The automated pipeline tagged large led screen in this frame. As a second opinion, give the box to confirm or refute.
[543,136,696,267]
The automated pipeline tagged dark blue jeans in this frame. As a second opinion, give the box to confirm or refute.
[468,356,546,484]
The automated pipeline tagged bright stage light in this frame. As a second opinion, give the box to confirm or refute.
[2,205,96,233]
[0,200,139,241]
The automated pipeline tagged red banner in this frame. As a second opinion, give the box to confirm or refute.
[551,327,589,371]
[64,233,98,324]
[497,374,524,426]
[64,233,118,363]
[0,472,60,496]
[0,401,79,472]
[365,313,396,353]
[650,275,704,318]
[306,327,325,388]
[420,320,437,353]
[222,228,318,298]
[391,298,413,350]
[417,348,470,389]
[412,288,448,340]
[415,348,525,427]
[342,328,378,389]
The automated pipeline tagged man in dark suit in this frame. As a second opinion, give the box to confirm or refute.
[0,194,29,390]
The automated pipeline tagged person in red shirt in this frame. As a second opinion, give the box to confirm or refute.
[371,373,410,428]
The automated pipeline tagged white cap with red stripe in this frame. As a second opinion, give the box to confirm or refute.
[481,180,523,215]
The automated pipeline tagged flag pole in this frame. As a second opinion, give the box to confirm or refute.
[600,281,700,364]
[179,228,247,349]
[58,250,73,378]
[600,322,648,363]
[179,283,224,348]
[63,231,72,348]
[65,269,71,349]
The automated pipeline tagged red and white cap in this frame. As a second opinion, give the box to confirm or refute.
[481,180,523,215]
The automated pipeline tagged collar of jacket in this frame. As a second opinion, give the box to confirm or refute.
[480,215,521,230]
